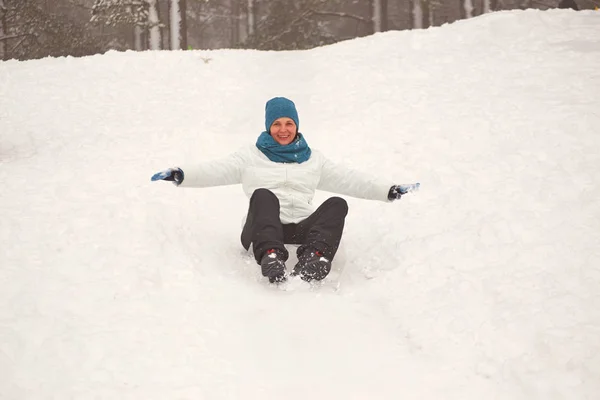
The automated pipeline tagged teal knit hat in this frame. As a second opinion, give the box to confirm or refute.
[265,97,299,132]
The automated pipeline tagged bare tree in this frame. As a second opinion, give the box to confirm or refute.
[247,0,255,36]
[410,0,423,29]
[230,0,239,46]
[184,0,238,49]
[460,0,475,18]
[0,0,6,60]
[243,0,371,50]
[423,0,433,28]
[180,0,187,48]
[146,0,160,49]
[519,0,532,9]
[169,0,186,49]
[482,0,491,12]
[134,24,143,50]
[372,0,388,32]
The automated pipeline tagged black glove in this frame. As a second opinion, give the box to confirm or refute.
[388,185,403,201]
[151,168,184,185]
[388,183,420,201]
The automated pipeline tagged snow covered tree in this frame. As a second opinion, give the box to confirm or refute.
[91,0,147,50]
[1,0,107,60]
[91,0,147,26]
[91,0,163,50]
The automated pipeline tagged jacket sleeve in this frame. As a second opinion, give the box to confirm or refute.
[178,150,246,188]
[318,156,392,202]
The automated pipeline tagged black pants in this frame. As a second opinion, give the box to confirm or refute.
[241,188,348,263]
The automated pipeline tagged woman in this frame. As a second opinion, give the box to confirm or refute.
[151,97,418,283]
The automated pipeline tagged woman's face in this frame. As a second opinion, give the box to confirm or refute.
[269,117,297,145]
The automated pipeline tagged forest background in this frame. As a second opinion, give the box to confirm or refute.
[1,0,598,61]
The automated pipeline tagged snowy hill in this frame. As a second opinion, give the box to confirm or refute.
[1,9,599,400]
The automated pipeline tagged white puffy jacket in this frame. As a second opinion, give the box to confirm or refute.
[179,144,392,224]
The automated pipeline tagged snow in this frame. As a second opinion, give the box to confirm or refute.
[1,9,600,400]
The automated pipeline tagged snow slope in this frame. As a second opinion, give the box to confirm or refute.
[1,8,599,400]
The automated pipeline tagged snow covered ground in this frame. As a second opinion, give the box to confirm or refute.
[1,8,600,400]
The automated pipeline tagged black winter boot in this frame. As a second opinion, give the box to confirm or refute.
[260,249,287,283]
[292,249,331,282]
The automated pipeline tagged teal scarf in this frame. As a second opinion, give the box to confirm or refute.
[255,132,312,164]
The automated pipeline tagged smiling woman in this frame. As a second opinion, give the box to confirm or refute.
[254,98,312,164]
[270,118,297,145]
[264,97,300,144]
[151,96,419,284]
